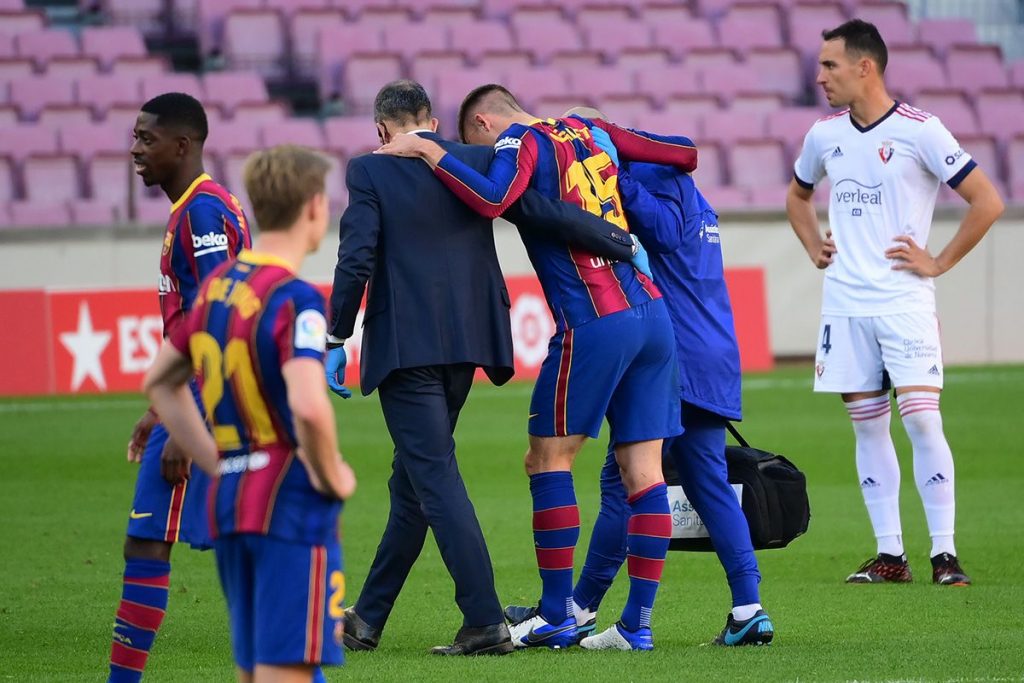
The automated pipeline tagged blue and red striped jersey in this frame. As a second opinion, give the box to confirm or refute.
[169,250,339,545]
[159,173,250,338]
[434,116,697,330]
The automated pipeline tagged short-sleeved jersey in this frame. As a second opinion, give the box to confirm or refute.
[169,250,339,546]
[159,173,250,337]
[793,102,976,316]
[435,117,697,331]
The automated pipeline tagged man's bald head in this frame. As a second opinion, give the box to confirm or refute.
[457,84,525,144]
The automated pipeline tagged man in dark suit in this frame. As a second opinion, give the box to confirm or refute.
[326,80,641,656]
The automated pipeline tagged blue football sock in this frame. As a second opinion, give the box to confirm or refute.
[620,483,671,632]
[530,471,579,625]
[573,451,629,613]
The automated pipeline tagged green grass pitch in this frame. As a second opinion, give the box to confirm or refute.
[1,365,1022,681]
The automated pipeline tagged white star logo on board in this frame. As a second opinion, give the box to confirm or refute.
[59,302,111,391]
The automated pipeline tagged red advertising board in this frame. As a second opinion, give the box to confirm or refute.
[0,271,771,396]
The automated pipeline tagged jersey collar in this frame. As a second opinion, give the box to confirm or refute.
[238,249,295,273]
[849,100,899,134]
[169,173,212,214]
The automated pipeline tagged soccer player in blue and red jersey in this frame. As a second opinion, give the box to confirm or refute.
[107,92,250,682]
[557,109,775,648]
[144,145,356,683]
[376,85,698,650]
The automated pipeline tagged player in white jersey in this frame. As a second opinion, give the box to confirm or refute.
[786,20,1004,586]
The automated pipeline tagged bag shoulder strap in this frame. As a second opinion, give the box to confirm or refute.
[726,421,750,448]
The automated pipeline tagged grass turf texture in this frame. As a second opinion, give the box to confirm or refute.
[1,364,1022,682]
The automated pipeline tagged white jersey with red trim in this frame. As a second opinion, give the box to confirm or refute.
[793,102,976,316]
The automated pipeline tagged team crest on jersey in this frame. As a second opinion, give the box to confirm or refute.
[162,228,174,255]
[878,141,895,164]
[815,362,825,378]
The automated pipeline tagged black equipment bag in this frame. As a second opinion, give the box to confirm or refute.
[664,423,810,552]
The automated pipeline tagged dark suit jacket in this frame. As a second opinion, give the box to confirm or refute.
[329,131,636,395]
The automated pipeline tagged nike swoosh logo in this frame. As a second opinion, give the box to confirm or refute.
[528,413,539,418]
[129,509,153,519]
[526,623,576,644]
[724,615,769,646]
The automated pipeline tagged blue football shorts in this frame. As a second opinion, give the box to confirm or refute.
[126,381,211,549]
[215,533,345,671]
[529,298,681,444]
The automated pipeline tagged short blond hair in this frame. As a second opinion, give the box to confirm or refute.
[243,145,331,232]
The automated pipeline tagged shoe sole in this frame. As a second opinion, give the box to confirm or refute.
[343,633,377,651]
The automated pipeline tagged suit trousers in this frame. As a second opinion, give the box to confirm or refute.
[354,364,503,629]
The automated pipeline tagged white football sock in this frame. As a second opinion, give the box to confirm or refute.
[898,392,956,557]
[731,603,762,621]
[846,395,904,556]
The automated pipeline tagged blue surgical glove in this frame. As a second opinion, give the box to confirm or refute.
[590,126,620,167]
[630,234,653,280]
[325,345,352,398]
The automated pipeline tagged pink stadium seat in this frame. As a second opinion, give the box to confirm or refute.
[196,0,262,57]
[730,93,785,111]
[598,95,656,128]
[974,89,1024,141]
[693,0,739,20]
[289,8,346,75]
[568,67,637,102]
[0,0,24,11]
[766,106,819,149]
[662,93,721,120]
[202,71,268,115]
[0,104,16,125]
[0,10,45,36]
[703,109,768,146]
[339,53,404,113]
[716,3,784,52]
[134,196,170,224]
[746,48,804,100]
[434,67,505,127]
[260,119,324,148]
[342,0,408,18]
[80,26,147,70]
[0,57,34,88]
[728,138,788,188]
[704,184,751,211]
[475,50,532,76]
[1008,134,1024,196]
[357,6,413,27]
[272,0,334,16]
[694,61,761,103]
[748,182,789,209]
[650,18,718,60]
[232,101,288,125]
[45,57,100,79]
[450,21,515,62]
[916,18,976,57]
[1010,60,1024,89]
[315,24,386,100]
[59,122,128,160]
[786,2,847,59]
[97,0,165,36]
[202,118,260,156]
[957,134,1001,182]
[323,115,379,158]
[87,152,132,211]
[0,155,16,202]
[381,22,449,61]
[37,105,94,128]
[8,201,72,228]
[141,72,204,102]
[104,104,145,131]
[76,74,141,118]
[23,154,82,202]
[913,89,978,137]
[409,51,470,93]
[579,19,652,59]
[0,125,59,160]
[549,50,602,71]
[885,46,948,101]
[420,5,480,24]
[15,30,79,70]
[535,94,592,120]
[945,44,1009,95]
[324,152,347,213]
[616,48,672,71]
[511,15,581,63]
[108,56,168,80]
[222,10,286,79]
[570,3,631,23]
[503,67,569,111]
[10,76,76,120]
[692,139,725,185]
[480,0,529,19]
[0,32,12,58]
[69,198,118,225]
[857,1,916,46]
[639,3,695,28]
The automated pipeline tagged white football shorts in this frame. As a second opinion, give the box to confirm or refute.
[813,312,944,393]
